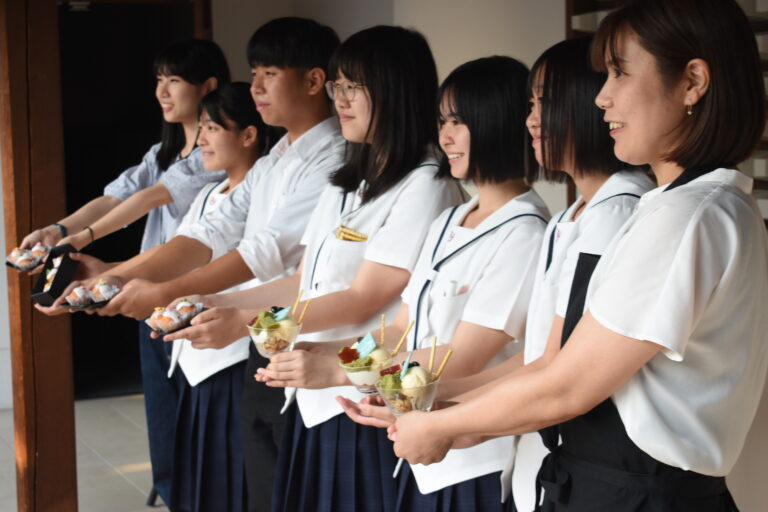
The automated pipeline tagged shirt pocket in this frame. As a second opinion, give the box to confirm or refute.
[427,284,472,346]
[312,237,368,294]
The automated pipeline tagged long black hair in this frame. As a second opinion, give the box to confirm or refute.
[529,37,623,181]
[328,26,440,204]
[200,82,284,156]
[153,39,231,170]
[438,56,535,183]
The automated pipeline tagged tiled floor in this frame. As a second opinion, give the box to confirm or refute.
[0,395,169,512]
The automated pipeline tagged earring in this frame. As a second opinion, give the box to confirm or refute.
[686,104,693,116]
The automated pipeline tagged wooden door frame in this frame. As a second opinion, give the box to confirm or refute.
[0,1,210,510]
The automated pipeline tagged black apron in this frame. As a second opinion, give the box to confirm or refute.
[534,167,739,511]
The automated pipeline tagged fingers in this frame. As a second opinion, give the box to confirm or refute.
[34,302,70,316]
[336,396,393,429]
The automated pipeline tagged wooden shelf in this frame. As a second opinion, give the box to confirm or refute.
[569,0,621,16]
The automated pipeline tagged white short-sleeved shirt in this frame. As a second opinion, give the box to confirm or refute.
[168,178,262,386]
[175,117,345,281]
[291,162,467,428]
[585,168,768,476]
[401,190,549,495]
[104,144,225,251]
[524,171,655,365]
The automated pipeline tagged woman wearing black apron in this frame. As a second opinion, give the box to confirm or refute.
[388,1,767,511]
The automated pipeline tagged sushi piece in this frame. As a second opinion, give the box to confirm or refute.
[88,280,120,303]
[145,308,183,333]
[42,267,58,293]
[174,298,202,322]
[13,253,38,271]
[65,286,91,307]
[29,243,48,259]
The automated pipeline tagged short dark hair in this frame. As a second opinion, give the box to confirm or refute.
[591,0,765,169]
[153,39,231,170]
[329,26,441,203]
[529,37,623,182]
[246,17,340,76]
[200,82,284,157]
[438,56,535,184]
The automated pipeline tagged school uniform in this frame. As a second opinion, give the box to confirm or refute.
[167,178,256,512]
[511,171,653,511]
[272,161,467,512]
[104,144,225,504]
[536,168,768,511]
[175,117,346,512]
[397,190,548,512]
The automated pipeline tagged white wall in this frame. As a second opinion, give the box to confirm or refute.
[0,146,14,410]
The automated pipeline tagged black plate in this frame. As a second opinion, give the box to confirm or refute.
[30,244,79,307]
[145,307,207,336]
[60,299,111,312]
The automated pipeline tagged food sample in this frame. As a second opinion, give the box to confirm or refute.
[175,298,203,322]
[338,333,393,394]
[88,279,121,303]
[146,308,183,334]
[247,306,300,358]
[42,256,64,293]
[65,286,92,307]
[375,362,439,415]
[6,244,49,271]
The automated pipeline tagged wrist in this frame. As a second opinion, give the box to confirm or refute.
[48,223,66,240]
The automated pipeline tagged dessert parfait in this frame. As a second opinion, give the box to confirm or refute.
[337,333,393,394]
[375,361,439,415]
[247,306,301,359]
[145,298,204,335]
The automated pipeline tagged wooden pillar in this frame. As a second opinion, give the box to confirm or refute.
[0,1,77,511]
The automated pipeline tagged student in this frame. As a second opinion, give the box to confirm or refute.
[168,82,283,512]
[327,55,549,511]
[390,1,768,511]
[34,39,229,506]
[170,25,466,512]
[22,39,228,254]
[55,18,344,512]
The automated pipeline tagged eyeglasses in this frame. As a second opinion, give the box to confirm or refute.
[325,81,366,102]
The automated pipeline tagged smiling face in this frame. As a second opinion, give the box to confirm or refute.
[332,72,373,143]
[595,32,688,169]
[197,110,248,171]
[438,94,471,180]
[526,68,544,168]
[155,74,207,124]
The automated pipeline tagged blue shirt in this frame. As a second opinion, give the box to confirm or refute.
[103,143,225,251]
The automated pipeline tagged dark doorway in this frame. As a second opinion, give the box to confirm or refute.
[58,1,194,398]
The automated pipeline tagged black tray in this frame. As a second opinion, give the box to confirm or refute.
[60,299,111,312]
[30,244,79,307]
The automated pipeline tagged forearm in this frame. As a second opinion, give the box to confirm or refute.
[212,272,302,311]
[439,352,525,400]
[110,236,211,282]
[433,363,576,439]
[158,250,256,300]
[87,185,171,243]
[59,195,123,233]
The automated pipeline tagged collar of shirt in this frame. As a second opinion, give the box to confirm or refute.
[270,116,341,161]
[445,189,548,249]
[639,167,751,209]
[563,170,654,222]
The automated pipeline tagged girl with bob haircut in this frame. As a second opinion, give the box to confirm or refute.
[335,54,549,511]
[177,25,465,511]
[388,1,768,511]
[169,82,283,512]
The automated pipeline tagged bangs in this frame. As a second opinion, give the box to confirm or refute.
[591,10,632,74]
[328,44,367,84]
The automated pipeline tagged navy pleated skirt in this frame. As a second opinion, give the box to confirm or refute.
[396,463,515,512]
[170,361,248,512]
[272,403,398,512]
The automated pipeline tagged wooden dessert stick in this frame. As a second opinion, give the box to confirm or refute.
[292,289,304,315]
[392,320,414,357]
[434,349,454,379]
[298,298,313,325]
[381,314,386,346]
[428,336,437,373]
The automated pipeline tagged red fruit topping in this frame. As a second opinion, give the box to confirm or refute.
[338,347,359,364]
[247,317,257,327]
[379,364,401,376]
